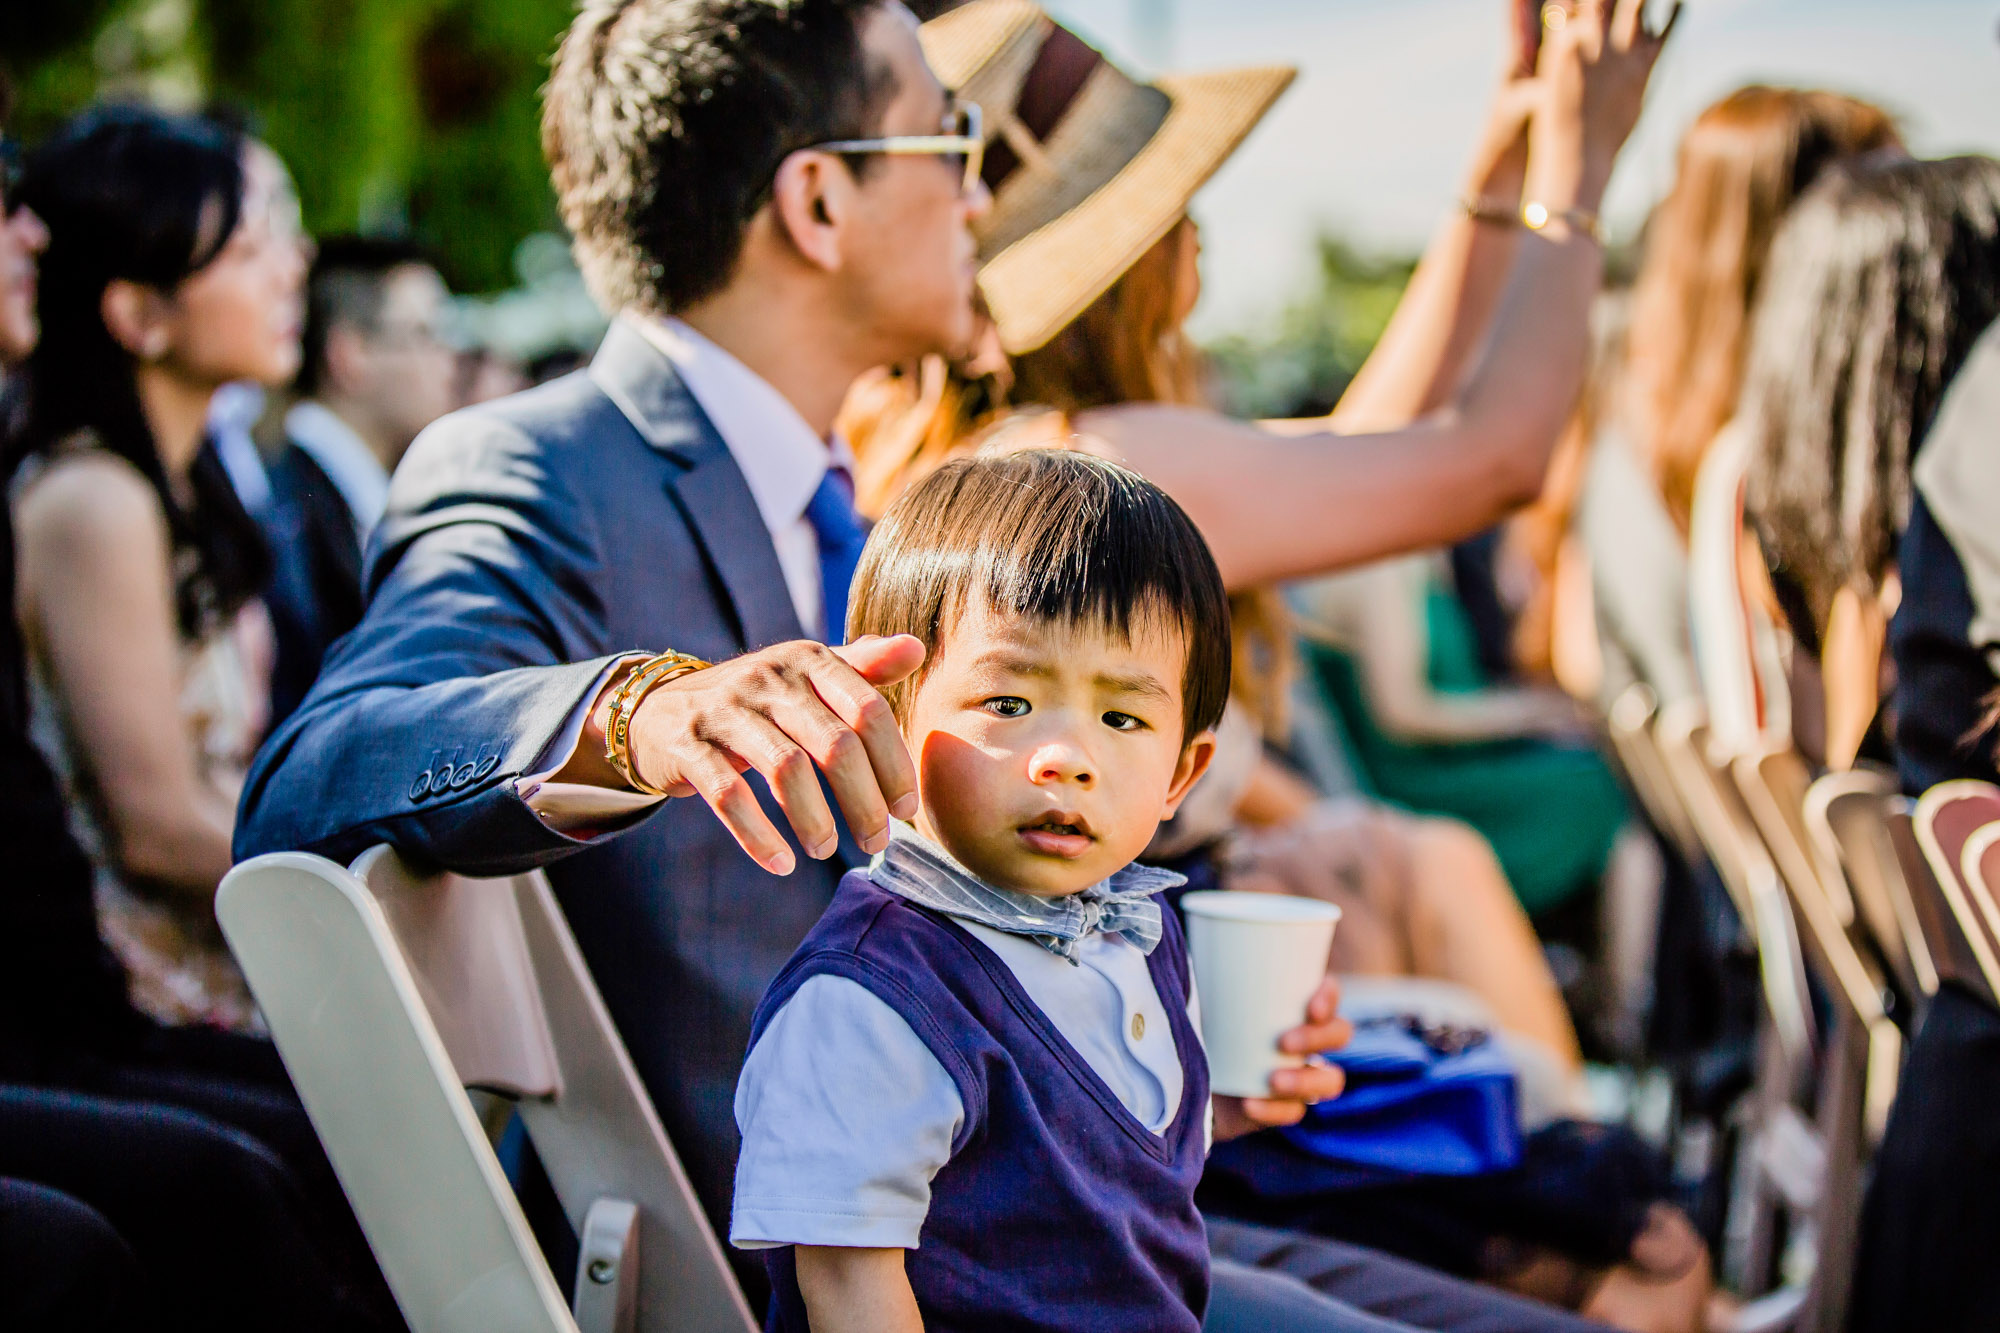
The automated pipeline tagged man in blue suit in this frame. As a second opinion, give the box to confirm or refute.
[238,0,950,1255]
[237,3,1617,1329]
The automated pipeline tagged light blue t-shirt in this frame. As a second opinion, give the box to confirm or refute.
[730,921,1202,1251]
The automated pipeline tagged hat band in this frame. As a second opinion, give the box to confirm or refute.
[979,25,1105,194]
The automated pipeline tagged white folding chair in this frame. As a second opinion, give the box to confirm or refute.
[217,849,758,1333]
[1803,770,1938,1008]
[1913,781,2000,1002]
[1729,746,1903,1333]
[1607,682,1702,865]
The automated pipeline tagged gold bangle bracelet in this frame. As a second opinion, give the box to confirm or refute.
[603,651,711,796]
[1521,201,1604,245]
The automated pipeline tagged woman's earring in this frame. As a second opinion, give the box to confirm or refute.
[142,331,169,361]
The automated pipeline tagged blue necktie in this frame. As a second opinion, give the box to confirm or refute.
[804,466,867,644]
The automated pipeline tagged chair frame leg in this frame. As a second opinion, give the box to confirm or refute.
[575,1197,641,1333]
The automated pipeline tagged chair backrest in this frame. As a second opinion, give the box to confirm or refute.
[1687,422,1790,755]
[1804,771,1937,1004]
[1965,823,2000,947]
[1912,781,2000,1000]
[355,848,757,1333]
[1721,746,1899,1332]
[1607,683,1702,862]
[1654,700,1816,1075]
[220,850,758,1333]
[218,852,578,1333]
[1731,748,1899,1137]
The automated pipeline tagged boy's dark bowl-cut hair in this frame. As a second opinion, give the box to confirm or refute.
[849,449,1232,743]
[542,0,894,316]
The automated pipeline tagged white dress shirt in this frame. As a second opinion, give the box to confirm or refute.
[285,399,393,542]
[207,381,273,516]
[731,923,1202,1251]
[519,315,852,826]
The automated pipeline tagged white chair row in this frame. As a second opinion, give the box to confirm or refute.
[217,848,758,1333]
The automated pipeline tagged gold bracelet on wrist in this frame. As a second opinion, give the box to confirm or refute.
[1521,200,1604,245]
[603,650,711,796]
[1460,196,1523,229]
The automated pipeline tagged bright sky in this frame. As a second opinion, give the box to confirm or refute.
[1041,0,2000,335]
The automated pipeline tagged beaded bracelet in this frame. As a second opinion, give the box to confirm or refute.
[603,650,711,796]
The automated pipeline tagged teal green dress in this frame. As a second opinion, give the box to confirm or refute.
[1304,577,1628,918]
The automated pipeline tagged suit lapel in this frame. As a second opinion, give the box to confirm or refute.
[591,317,806,651]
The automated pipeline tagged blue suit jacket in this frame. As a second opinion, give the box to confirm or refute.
[235,317,853,1241]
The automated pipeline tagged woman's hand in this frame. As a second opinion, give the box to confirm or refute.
[1464,0,1553,198]
[1530,0,1681,211]
[1212,976,1352,1140]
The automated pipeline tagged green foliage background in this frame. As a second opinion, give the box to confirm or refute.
[5,0,1420,393]
[1204,235,1416,420]
[6,0,573,294]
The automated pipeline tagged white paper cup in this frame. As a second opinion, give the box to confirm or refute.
[1181,891,1342,1098]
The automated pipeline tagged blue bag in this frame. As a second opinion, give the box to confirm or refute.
[1266,1016,1521,1181]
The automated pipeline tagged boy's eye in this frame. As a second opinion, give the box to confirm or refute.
[983,696,1031,718]
[1102,711,1147,732]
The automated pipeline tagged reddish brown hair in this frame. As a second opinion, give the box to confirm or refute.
[1625,86,1899,534]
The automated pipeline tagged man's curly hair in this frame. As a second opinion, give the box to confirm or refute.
[542,0,894,315]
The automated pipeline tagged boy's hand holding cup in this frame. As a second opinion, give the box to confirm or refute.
[1181,891,1351,1139]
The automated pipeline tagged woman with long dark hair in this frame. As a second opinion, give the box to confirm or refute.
[0,103,402,1331]
[1741,153,2000,761]
[1732,152,2000,1333]
[1551,87,1900,719]
[12,106,304,1030]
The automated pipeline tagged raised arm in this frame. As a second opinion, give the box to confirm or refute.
[1318,0,1544,433]
[1079,0,1676,592]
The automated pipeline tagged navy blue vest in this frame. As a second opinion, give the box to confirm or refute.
[748,870,1211,1332]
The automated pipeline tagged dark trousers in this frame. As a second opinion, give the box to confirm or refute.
[1848,982,2000,1333]
[6,1023,402,1330]
[0,1085,390,1331]
[1206,1218,1617,1333]
[0,1176,137,1332]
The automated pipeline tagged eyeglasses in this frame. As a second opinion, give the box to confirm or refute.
[808,101,985,196]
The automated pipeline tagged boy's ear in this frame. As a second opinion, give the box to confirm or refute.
[1159,729,1217,820]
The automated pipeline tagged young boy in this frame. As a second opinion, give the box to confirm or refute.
[730,450,1345,1332]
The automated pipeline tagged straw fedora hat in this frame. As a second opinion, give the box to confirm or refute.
[920,0,1294,355]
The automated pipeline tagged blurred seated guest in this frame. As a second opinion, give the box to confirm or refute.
[1290,554,1627,921]
[0,1176,134,1333]
[527,345,591,387]
[202,143,311,523]
[452,343,527,409]
[11,106,305,1031]
[1843,316,2000,1333]
[0,103,395,1331]
[1891,318,2000,792]
[265,236,455,722]
[1742,154,2000,768]
[1572,89,1898,715]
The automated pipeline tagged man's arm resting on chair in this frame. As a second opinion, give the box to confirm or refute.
[795,1246,923,1333]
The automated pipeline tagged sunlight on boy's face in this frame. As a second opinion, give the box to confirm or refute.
[904,599,1216,898]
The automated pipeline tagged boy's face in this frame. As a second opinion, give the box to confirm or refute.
[904,599,1216,898]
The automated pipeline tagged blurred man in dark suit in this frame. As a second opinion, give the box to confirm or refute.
[264,237,456,722]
